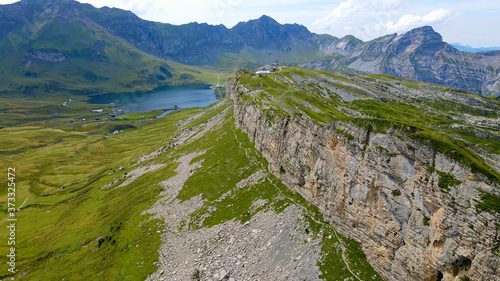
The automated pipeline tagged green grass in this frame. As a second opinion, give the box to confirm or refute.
[392,190,402,196]
[477,193,500,215]
[437,171,462,193]
[0,106,200,280]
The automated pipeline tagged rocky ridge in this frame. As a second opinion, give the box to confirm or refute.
[227,69,500,280]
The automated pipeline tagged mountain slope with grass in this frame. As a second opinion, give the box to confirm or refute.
[0,0,216,97]
[228,67,500,281]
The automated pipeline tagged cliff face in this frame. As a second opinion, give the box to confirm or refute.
[226,75,500,280]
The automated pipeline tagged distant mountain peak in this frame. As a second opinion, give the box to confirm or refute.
[234,14,280,28]
[20,0,75,4]
[409,25,435,33]
[258,15,278,22]
[452,43,500,53]
[405,25,441,38]
[399,25,444,50]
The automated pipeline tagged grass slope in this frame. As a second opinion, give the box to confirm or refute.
[0,13,224,97]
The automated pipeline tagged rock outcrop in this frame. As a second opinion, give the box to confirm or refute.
[227,78,500,281]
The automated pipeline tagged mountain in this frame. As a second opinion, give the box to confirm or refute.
[0,0,211,96]
[300,26,500,96]
[83,11,322,67]
[452,43,500,53]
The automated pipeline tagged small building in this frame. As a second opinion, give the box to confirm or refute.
[123,117,128,120]
[113,130,119,134]
[50,113,60,117]
[95,118,100,121]
[69,120,75,124]
[256,70,271,76]
[82,118,87,122]
[140,116,145,119]
[92,109,103,113]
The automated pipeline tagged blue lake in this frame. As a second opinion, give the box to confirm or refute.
[89,85,219,113]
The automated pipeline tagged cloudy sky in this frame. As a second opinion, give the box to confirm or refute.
[1,0,499,47]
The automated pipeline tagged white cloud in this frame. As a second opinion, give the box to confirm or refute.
[369,8,451,33]
[313,0,405,31]
[313,0,361,30]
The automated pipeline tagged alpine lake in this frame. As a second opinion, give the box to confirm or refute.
[89,85,219,117]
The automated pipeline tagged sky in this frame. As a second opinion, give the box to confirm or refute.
[1,0,499,47]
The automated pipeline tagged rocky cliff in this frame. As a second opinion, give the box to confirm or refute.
[227,68,500,280]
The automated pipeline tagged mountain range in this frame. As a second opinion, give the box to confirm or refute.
[0,0,500,96]
[452,43,500,53]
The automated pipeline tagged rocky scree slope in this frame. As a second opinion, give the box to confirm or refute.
[228,68,500,281]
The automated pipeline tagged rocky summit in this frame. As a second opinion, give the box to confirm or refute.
[301,26,500,96]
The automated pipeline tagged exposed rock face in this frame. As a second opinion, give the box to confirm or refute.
[227,79,500,281]
[25,50,67,62]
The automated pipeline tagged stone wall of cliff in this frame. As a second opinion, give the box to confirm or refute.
[227,79,500,281]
